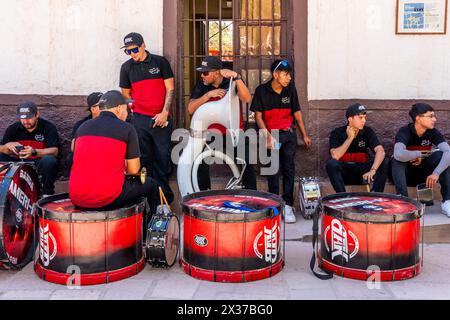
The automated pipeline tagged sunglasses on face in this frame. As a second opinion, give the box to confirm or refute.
[273,60,289,73]
[124,47,140,55]
[201,70,217,76]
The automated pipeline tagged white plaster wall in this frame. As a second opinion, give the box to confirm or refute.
[0,0,163,95]
[308,0,450,100]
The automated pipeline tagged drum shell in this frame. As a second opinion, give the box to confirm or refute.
[34,193,145,285]
[318,192,422,281]
[0,162,39,270]
[181,190,285,283]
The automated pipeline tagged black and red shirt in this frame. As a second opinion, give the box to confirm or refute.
[69,112,140,208]
[250,81,301,132]
[120,51,174,117]
[190,77,243,135]
[329,125,381,163]
[1,118,60,160]
[395,123,445,152]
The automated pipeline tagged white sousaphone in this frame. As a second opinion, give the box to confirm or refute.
[177,79,245,197]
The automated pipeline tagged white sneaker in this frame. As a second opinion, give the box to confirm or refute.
[157,204,171,215]
[284,205,296,224]
[441,201,450,217]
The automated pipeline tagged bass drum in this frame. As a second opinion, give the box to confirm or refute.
[0,162,40,270]
[145,213,180,268]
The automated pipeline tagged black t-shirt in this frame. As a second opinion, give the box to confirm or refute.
[395,123,445,151]
[69,112,140,208]
[250,81,301,131]
[70,115,92,140]
[329,125,381,163]
[119,51,174,117]
[1,118,60,159]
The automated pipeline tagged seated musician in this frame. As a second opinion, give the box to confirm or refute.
[69,90,158,215]
[391,103,450,216]
[0,102,60,197]
[326,103,388,193]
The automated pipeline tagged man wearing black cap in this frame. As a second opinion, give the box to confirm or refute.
[392,103,450,216]
[0,101,60,196]
[250,59,312,224]
[326,103,388,194]
[65,92,103,174]
[119,32,175,205]
[188,56,256,191]
[69,90,158,213]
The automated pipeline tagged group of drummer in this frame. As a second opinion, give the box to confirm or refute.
[0,32,449,222]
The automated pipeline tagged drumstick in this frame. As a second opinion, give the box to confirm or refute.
[159,187,172,213]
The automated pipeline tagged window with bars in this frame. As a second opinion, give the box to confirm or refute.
[180,0,291,128]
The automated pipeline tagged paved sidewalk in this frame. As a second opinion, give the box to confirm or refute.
[1,201,449,300]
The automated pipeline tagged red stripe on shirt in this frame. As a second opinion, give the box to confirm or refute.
[131,78,167,116]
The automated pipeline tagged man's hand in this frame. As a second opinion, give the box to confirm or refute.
[346,126,358,140]
[220,69,238,79]
[152,111,169,128]
[303,135,312,148]
[5,142,22,156]
[19,146,34,159]
[410,157,422,166]
[260,130,275,150]
[206,89,227,100]
[362,169,376,184]
[426,173,439,189]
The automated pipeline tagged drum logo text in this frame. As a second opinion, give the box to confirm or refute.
[8,180,33,211]
[20,170,34,191]
[39,224,57,267]
[194,235,208,247]
[254,222,279,263]
[324,219,359,262]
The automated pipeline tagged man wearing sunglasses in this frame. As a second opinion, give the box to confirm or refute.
[65,92,103,175]
[392,103,450,216]
[251,59,312,223]
[188,56,256,191]
[119,32,175,205]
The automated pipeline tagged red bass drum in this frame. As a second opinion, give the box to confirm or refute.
[318,192,423,281]
[0,162,39,270]
[181,190,285,283]
[34,194,145,286]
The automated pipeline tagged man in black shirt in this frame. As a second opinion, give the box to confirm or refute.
[392,103,450,216]
[326,103,388,193]
[188,56,256,191]
[65,92,102,174]
[0,102,60,196]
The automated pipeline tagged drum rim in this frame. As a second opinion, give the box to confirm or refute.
[320,192,423,223]
[35,193,145,222]
[0,162,40,267]
[182,189,284,222]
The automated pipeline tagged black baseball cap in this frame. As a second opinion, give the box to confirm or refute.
[87,92,103,110]
[121,32,144,49]
[98,90,134,110]
[17,101,38,119]
[346,103,371,118]
[196,56,223,72]
[409,103,434,121]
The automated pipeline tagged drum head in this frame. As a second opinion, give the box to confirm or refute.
[0,163,39,268]
[164,215,180,267]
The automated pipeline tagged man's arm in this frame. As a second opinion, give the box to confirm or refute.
[293,111,312,147]
[125,158,141,175]
[0,142,21,156]
[121,88,132,100]
[187,89,227,115]
[433,142,450,176]
[393,143,422,162]
[19,146,58,159]
[330,126,358,160]
[220,69,251,103]
[255,111,275,149]
[153,78,175,128]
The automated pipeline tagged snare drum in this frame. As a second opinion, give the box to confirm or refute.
[145,212,180,268]
[316,192,423,281]
[0,162,40,270]
[181,190,285,283]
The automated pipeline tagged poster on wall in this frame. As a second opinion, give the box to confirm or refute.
[396,0,448,34]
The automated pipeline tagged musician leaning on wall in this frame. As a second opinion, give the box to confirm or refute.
[119,32,175,206]
[187,56,256,191]
[250,59,312,224]
[326,103,388,194]
[391,103,450,217]
[0,102,60,197]
[69,90,158,214]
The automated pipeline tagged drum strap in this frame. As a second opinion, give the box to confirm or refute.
[310,203,333,280]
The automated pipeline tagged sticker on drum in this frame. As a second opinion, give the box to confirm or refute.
[0,162,40,270]
[145,213,180,268]
[318,192,423,281]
